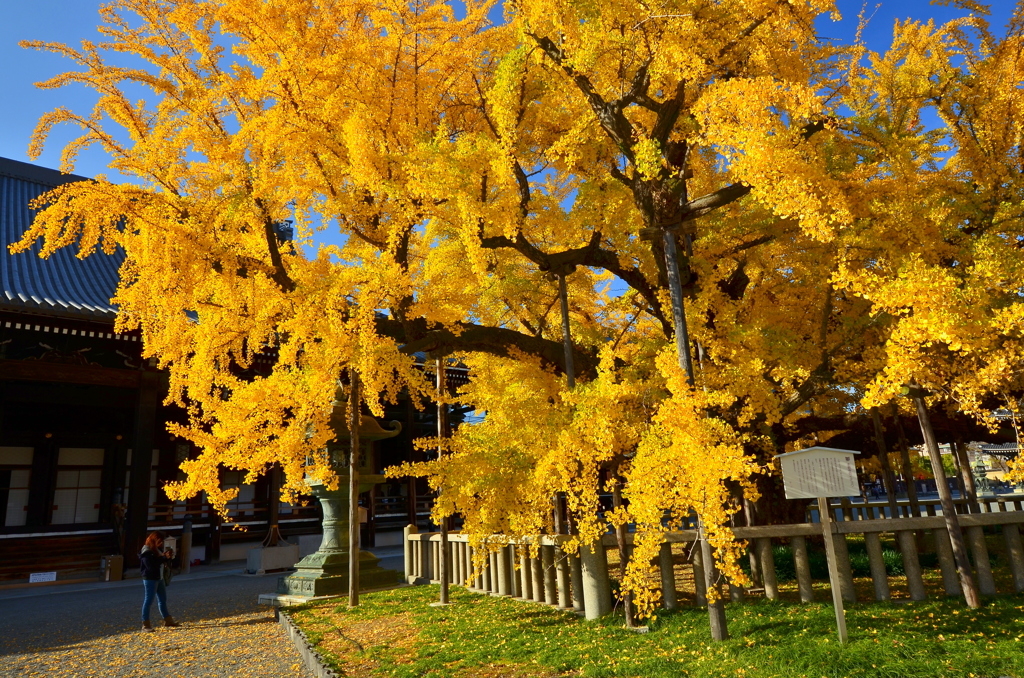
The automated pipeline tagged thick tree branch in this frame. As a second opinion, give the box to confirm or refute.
[375,316,599,378]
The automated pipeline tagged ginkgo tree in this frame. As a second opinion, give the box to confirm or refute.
[15,0,1024,628]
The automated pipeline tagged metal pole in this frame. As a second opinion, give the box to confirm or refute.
[348,371,361,607]
[663,228,726,640]
[437,358,450,605]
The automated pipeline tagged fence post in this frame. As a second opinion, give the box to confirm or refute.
[828,503,856,603]
[791,536,814,603]
[432,539,442,584]
[898,530,926,601]
[542,544,558,605]
[1003,524,1024,594]
[556,544,572,609]
[691,541,708,607]
[531,550,545,603]
[487,550,498,593]
[404,524,417,584]
[756,538,779,600]
[496,545,510,596]
[570,552,585,612]
[933,527,961,597]
[579,540,612,619]
[519,548,532,600]
[864,532,890,601]
[659,542,678,610]
[509,546,521,598]
[966,526,997,596]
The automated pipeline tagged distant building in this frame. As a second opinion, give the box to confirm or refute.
[0,157,453,584]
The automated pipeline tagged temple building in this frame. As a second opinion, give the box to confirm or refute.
[0,157,450,584]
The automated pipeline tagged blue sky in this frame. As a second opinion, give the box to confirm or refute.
[0,0,1015,261]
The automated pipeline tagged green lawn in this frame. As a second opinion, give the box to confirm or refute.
[287,585,1024,678]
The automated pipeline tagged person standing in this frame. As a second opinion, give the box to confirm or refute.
[140,531,179,632]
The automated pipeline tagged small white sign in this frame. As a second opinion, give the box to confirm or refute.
[29,571,57,583]
[776,446,860,499]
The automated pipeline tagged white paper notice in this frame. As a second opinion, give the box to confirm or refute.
[779,449,860,500]
[29,572,57,583]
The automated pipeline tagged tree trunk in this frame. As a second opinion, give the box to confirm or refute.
[912,391,980,608]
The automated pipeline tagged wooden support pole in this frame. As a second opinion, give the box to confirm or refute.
[911,390,980,607]
[818,497,848,644]
[891,405,922,518]
[955,439,980,514]
[871,408,902,518]
[791,536,814,603]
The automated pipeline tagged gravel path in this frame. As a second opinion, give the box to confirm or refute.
[0,567,312,678]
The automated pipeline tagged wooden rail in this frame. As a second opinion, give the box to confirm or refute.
[403,504,1024,621]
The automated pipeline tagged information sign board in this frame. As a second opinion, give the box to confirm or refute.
[775,446,860,500]
[29,571,57,583]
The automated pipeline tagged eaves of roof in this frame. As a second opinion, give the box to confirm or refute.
[1,157,122,322]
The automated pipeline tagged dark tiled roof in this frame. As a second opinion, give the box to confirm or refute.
[1,157,121,320]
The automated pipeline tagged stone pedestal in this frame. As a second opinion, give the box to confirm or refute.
[274,412,402,601]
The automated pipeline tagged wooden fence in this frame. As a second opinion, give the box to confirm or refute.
[403,496,1024,621]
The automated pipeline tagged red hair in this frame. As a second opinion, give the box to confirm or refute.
[144,532,164,550]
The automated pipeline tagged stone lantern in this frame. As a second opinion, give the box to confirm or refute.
[274,401,402,600]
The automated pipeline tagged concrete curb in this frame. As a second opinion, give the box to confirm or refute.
[277,608,340,678]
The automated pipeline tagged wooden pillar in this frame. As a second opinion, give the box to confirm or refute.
[791,536,814,603]
[126,371,160,566]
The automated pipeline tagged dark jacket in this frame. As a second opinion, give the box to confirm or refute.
[139,546,167,581]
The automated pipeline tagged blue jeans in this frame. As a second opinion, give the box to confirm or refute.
[141,579,170,622]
